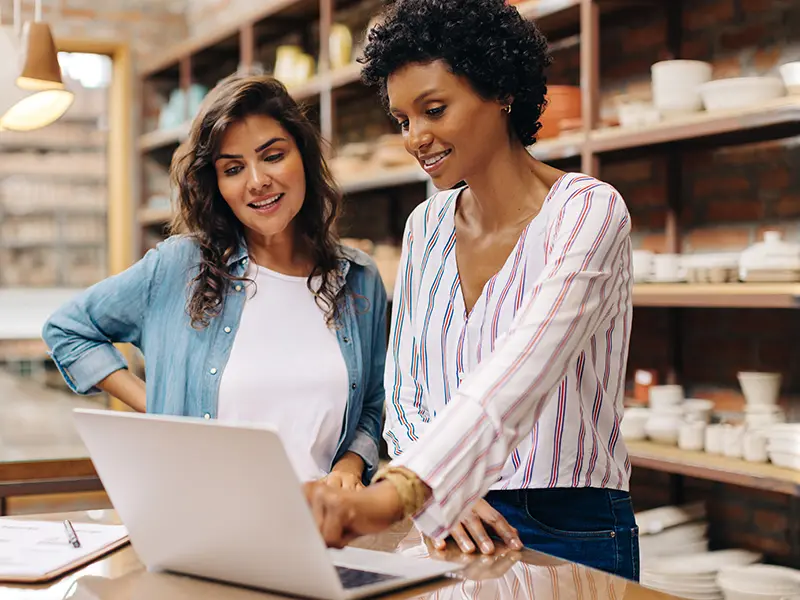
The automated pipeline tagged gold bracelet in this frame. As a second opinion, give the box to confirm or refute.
[371,466,427,518]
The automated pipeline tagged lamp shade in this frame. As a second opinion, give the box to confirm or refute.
[0,25,73,131]
[0,87,74,131]
[16,21,64,91]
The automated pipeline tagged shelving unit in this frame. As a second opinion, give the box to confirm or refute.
[627,441,800,497]
[0,86,109,289]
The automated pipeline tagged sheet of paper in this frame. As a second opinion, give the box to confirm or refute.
[0,520,128,578]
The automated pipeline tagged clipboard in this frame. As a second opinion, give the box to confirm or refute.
[0,520,130,583]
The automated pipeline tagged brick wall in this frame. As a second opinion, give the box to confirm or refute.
[0,0,187,61]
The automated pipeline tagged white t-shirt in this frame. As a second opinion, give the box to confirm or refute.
[217,262,349,482]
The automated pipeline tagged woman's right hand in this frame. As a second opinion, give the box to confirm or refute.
[97,369,147,412]
[303,481,405,548]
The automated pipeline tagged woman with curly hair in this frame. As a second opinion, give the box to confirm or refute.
[304,0,638,580]
[43,73,387,489]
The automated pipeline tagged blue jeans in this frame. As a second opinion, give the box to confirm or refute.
[486,487,640,581]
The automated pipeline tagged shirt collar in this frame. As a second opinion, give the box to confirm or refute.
[226,239,370,275]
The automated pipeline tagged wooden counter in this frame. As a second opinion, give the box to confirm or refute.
[0,510,675,600]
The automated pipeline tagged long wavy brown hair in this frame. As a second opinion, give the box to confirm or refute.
[170,74,343,329]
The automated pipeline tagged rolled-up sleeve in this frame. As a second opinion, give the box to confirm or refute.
[42,240,170,395]
[394,186,631,539]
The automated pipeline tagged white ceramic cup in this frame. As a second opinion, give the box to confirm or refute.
[652,254,683,282]
[743,428,768,463]
[723,425,745,459]
[679,421,706,452]
[649,384,684,410]
[705,424,725,454]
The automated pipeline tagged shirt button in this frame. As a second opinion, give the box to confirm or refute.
[351,383,357,390]
[241,258,248,265]
[224,326,232,334]
[209,367,218,375]
[235,284,242,292]
[203,413,211,420]
[343,336,350,343]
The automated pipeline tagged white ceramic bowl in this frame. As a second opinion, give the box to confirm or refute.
[700,76,786,112]
[649,384,684,410]
[779,61,800,95]
[621,407,650,440]
[632,249,654,282]
[768,451,800,470]
[738,371,782,406]
[651,60,713,115]
[645,414,681,445]
[684,398,715,423]
[718,564,800,598]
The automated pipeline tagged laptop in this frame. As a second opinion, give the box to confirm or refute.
[72,408,462,600]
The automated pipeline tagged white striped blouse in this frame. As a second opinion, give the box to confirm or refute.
[385,172,633,540]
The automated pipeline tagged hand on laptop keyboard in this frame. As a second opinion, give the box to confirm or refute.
[303,481,404,548]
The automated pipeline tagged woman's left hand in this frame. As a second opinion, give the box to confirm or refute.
[322,471,364,490]
[324,452,366,490]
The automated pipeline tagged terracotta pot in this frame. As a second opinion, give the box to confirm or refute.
[538,85,581,139]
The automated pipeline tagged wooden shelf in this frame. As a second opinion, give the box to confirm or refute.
[139,0,318,77]
[527,98,800,162]
[139,208,173,226]
[328,62,363,90]
[529,131,584,162]
[139,0,654,79]
[1,240,104,250]
[138,123,190,152]
[516,0,581,34]
[515,0,654,38]
[590,97,800,153]
[627,440,800,496]
[289,75,328,100]
[632,283,800,309]
[338,166,429,194]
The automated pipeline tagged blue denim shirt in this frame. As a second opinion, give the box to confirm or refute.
[42,235,387,482]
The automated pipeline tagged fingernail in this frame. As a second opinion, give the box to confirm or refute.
[481,542,493,553]
[463,543,474,552]
[510,539,523,550]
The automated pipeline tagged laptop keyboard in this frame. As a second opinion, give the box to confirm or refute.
[335,566,401,589]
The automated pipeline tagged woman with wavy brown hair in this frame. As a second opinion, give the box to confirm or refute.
[43,73,388,488]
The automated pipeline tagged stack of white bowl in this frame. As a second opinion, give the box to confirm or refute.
[644,385,685,445]
[651,60,712,117]
[738,372,785,428]
[765,424,800,470]
[640,521,710,562]
[637,502,709,566]
[620,406,651,440]
[641,549,762,600]
[717,564,800,600]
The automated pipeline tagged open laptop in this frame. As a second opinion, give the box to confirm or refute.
[72,408,462,600]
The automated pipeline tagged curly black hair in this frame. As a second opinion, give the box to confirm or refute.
[360,0,552,146]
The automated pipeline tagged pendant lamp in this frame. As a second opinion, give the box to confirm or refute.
[16,21,66,91]
[0,0,73,131]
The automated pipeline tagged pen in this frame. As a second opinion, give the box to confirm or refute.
[63,520,81,548]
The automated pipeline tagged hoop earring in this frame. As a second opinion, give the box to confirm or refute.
[503,104,512,114]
